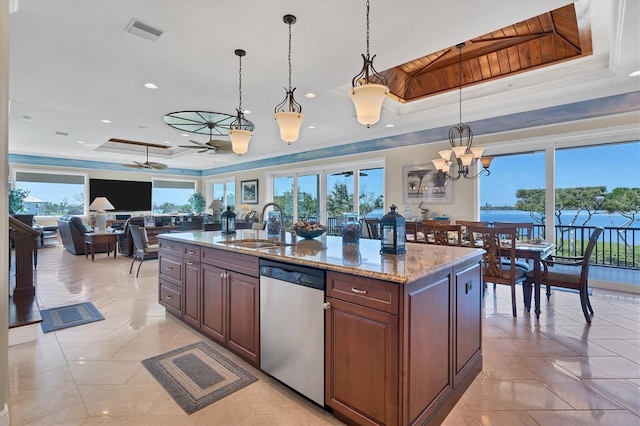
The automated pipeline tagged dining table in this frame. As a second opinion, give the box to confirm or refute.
[500,240,555,318]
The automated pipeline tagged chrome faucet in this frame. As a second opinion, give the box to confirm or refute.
[259,202,286,239]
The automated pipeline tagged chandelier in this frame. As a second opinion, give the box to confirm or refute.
[349,0,389,128]
[431,43,492,180]
[274,14,304,144]
[228,49,253,156]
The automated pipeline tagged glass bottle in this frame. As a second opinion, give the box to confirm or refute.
[267,211,281,238]
[341,212,360,246]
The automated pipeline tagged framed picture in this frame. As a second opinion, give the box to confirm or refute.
[240,179,259,204]
[402,164,453,205]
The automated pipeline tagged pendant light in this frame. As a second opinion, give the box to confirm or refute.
[274,14,304,144]
[349,0,389,128]
[431,43,493,180]
[228,49,253,156]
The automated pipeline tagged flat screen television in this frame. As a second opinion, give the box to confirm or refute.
[89,179,152,212]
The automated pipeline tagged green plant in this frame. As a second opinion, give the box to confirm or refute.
[188,192,206,214]
[9,188,30,215]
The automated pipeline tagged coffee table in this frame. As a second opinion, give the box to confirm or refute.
[84,232,118,261]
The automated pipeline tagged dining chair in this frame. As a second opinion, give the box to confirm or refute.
[467,225,529,317]
[493,221,535,272]
[422,223,462,246]
[526,226,604,324]
[129,224,159,278]
[494,222,533,240]
[364,218,380,239]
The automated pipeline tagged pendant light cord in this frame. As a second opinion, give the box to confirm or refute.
[458,44,463,125]
[287,20,292,91]
[238,53,243,112]
[365,0,371,57]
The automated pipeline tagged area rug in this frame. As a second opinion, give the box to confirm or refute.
[40,301,105,333]
[142,341,257,414]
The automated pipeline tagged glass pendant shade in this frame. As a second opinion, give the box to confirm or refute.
[349,83,388,128]
[274,111,305,143]
[439,150,453,160]
[470,146,485,158]
[229,129,252,155]
[432,158,448,171]
[451,146,468,157]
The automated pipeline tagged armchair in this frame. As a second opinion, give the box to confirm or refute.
[526,227,604,324]
[57,216,108,255]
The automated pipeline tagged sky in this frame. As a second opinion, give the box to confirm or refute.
[480,141,640,207]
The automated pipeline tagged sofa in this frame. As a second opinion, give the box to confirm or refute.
[57,216,109,255]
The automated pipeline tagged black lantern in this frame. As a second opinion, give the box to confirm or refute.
[221,206,236,234]
[380,205,406,254]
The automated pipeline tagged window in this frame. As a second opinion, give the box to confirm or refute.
[209,179,235,209]
[152,179,196,214]
[480,151,546,228]
[269,161,384,233]
[14,170,86,216]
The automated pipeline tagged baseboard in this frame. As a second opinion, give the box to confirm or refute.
[591,279,640,294]
[0,403,9,426]
[9,323,39,346]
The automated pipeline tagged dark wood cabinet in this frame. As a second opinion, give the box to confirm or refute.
[325,256,482,426]
[200,248,260,366]
[183,257,200,329]
[326,296,399,426]
[201,263,226,345]
[226,270,259,365]
[159,243,260,367]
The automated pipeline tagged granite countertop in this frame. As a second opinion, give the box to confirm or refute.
[159,230,484,284]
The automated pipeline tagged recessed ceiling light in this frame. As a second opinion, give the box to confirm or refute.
[144,82,158,89]
[164,141,171,144]
[77,141,85,144]
[386,124,395,128]
[304,92,316,98]
[181,133,189,137]
[22,115,32,121]
[100,119,111,123]
[308,125,316,129]
[243,109,251,114]
[629,70,640,77]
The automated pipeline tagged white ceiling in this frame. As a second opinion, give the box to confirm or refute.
[8,0,640,171]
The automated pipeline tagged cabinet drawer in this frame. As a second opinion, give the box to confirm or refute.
[159,239,183,255]
[327,271,399,315]
[159,253,182,284]
[201,247,259,277]
[159,280,182,315]
[183,244,201,261]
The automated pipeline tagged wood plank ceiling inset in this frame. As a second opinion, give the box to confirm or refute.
[380,3,592,103]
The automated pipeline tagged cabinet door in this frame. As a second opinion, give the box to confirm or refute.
[227,271,259,366]
[183,258,200,328]
[201,263,226,345]
[326,297,398,426]
[454,261,482,385]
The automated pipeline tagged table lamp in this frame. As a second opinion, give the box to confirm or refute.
[89,197,115,232]
[209,199,224,222]
[240,203,250,219]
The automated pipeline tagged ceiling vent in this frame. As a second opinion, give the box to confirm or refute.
[125,19,164,41]
[54,131,69,136]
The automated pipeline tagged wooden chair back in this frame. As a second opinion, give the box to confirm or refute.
[364,218,380,239]
[129,224,159,277]
[467,225,526,317]
[422,223,462,246]
[494,222,533,240]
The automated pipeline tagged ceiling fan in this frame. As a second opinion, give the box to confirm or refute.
[179,138,233,154]
[177,119,234,154]
[123,144,168,170]
[331,171,368,177]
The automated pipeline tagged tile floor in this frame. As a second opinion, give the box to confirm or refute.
[7,245,640,425]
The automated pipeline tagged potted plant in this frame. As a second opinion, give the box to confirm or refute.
[188,192,206,215]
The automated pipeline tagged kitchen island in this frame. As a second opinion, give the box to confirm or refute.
[158,230,484,426]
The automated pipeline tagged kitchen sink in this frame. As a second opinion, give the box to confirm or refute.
[218,239,288,249]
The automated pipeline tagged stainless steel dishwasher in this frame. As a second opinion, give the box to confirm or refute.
[259,259,326,406]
